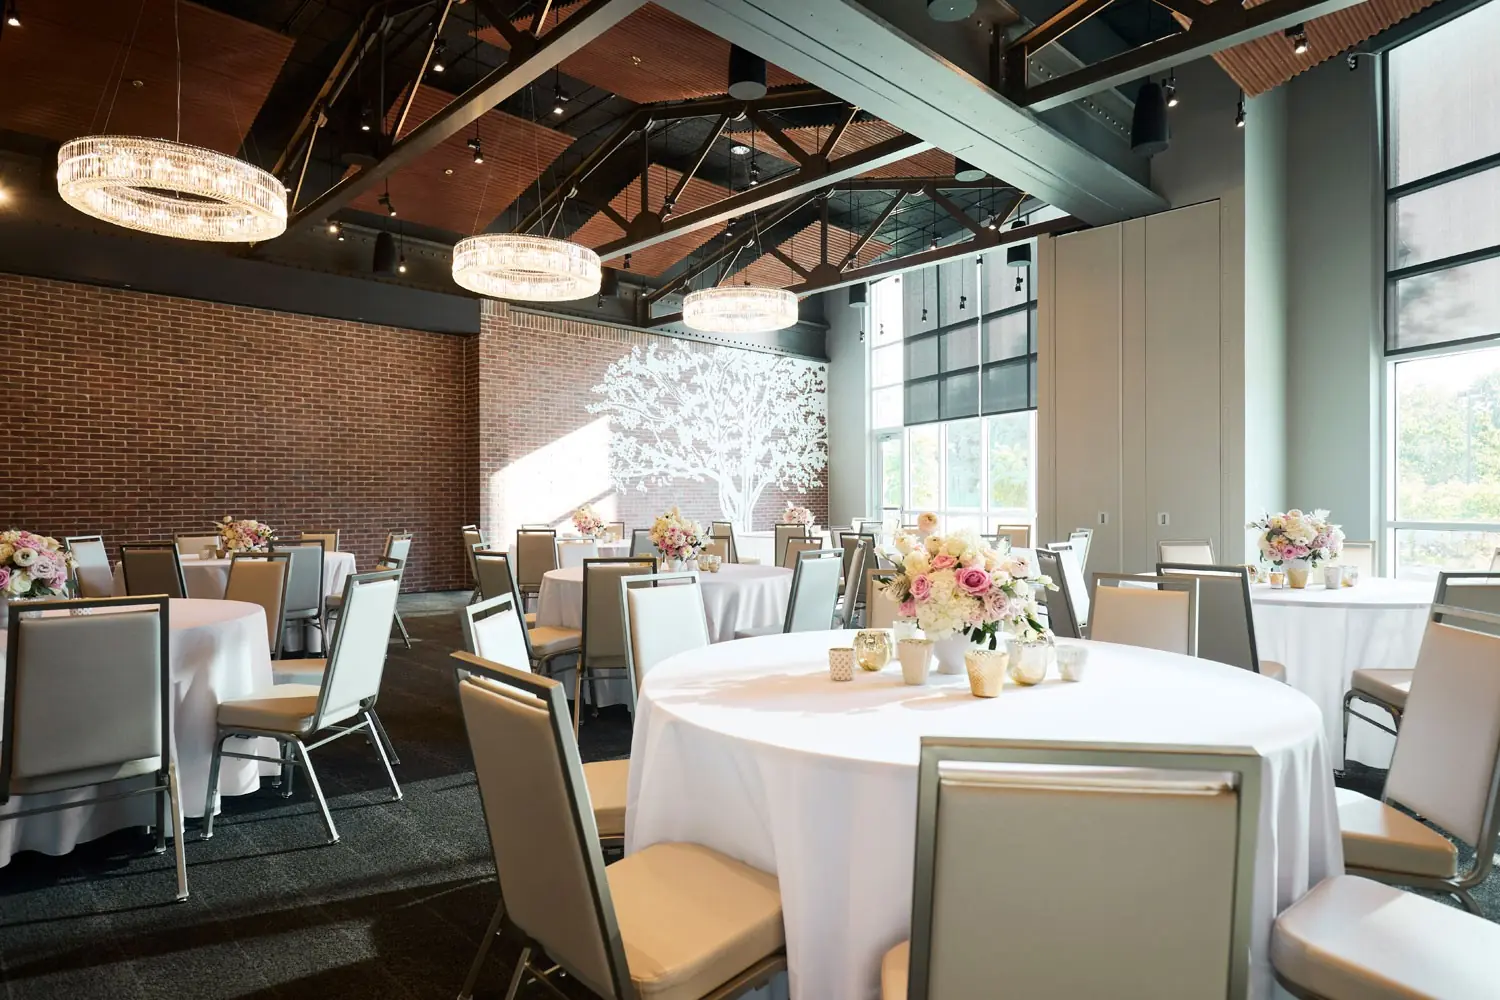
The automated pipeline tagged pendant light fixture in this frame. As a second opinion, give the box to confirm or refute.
[684,285,798,334]
[56,0,285,242]
[1130,80,1170,156]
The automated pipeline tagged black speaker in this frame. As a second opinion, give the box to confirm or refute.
[849,283,868,308]
[373,231,398,275]
[728,45,767,101]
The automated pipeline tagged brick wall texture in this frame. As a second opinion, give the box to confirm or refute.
[2,275,828,591]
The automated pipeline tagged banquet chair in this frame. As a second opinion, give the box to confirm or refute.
[993,523,1031,549]
[775,523,807,567]
[704,538,731,561]
[203,569,403,845]
[300,530,339,553]
[460,592,533,669]
[736,550,843,639]
[1157,564,1284,681]
[1491,547,1500,572]
[782,536,821,570]
[1089,573,1199,656]
[174,534,222,558]
[1339,540,1376,578]
[575,557,657,735]
[1048,541,1090,627]
[226,552,291,658]
[451,654,786,1000]
[630,528,655,558]
[380,531,414,649]
[1033,548,1083,639]
[880,737,1261,1000]
[557,538,600,570]
[462,525,485,603]
[621,571,710,712]
[2,596,187,901]
[711,521,740,563]
[120,543,188,599]
[838,544,868,629]
[473,550,535,625]
[1068,528,1094,573]
[1272,874,1500,1000]
[607,520,626,543]
[838,532,869,582]
[474,551,577,670]
[271,539,326,649]
[1334,602,1500,915]
[64,535,114,598]
[1158,539,1215,565]
[866,569,900,629]
[515,529,558,606]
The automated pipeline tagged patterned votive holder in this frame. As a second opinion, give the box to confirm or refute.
[828,646,855,682]
[897,638,934,686]
[1269,570,1286,590]
[1056,644,1089,682]
[1323,565,1343,589]
[202,545,218,561]
[1343,565,1360,588]
[854,629,893,671]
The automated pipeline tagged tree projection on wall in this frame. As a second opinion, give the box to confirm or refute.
[588,343,828,529]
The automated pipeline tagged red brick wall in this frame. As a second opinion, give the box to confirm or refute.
[0,273,471,590]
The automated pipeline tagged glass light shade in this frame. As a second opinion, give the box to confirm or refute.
[683,286,798,334]
[56,136,287,242]
[451,234,601,301]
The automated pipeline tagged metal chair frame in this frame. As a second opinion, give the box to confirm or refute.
[120,542,188,598]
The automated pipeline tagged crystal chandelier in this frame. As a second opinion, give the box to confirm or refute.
[683,285,799,334]
[56,136,287,242]
[451,234,602,302]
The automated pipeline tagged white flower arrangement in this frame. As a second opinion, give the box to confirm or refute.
[649,507,709,562]
[217,516,274,553]
[881,529,1053,647]
[572,504,607,538]
[0,530,75,599]
[783,503,814,527]
[1247,509,1344,567]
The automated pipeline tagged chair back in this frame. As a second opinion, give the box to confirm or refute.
[841,543,868,629]
[174,534,221,558]
[64,535,113,598]
[3,597,170,801]
[1434,572,1500,636]
[774,523,807,567]
[710,521,739,563]
[1157,564,1265,674]
[703,538,731,561]
[301,530,340,553]
[383,531,413,565]
[606,521,626,543]
[782,536,821,570]
[461,592,532,670]
[462,525,485,584]
[866,569,900,629]
[581,557,657,669]
[120,544,187,599]
[785,550,843,633]
[1034,548,1082,639]
[226,552,291,655]
[1339,540,1376,577]
[1090,573,1199,656]
[452,654,632,999]
[516,530,559,589]
[907,738,1260,1000]
[622,572,709,702]
[1068,528,1093,572]
[474,549,520,604]
[1384,604,1500,853]
[994,523,1031,549]
[557,539,600,570]
[271,539,325,617]
[314,570,402,728]
[630,528,654,558]
[1158,539,1215,565]
[1049,541,1090,625]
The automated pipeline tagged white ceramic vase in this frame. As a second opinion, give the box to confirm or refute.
[931,633,974,675]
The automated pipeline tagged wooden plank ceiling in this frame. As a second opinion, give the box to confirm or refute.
[0,0,292,154]
[568,163,729,276]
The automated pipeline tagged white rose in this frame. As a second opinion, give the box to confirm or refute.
[7,570,31,595]
[944,537,967,557]
[11,547,36,567]
[904,551,930,576]
[924,536,942,555]
[894,534,914,555]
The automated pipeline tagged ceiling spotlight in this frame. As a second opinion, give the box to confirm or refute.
[930,236,939,250]
[5,2,19,27]
[379,191,396,217]
[431,39,446,73]
[729,142,751,156]
[327,220,341,236]
[954,157,986,183]
[1130,80,1170,156]
[749,162,760,186]
[467,135,484,164]
[398,254,408,274]
[1164,75,1179,108]
[0,187,9,204]
[360,106,372,132]
[552,88,570,116]
[337,230,346,242]
[728,44,767,101]
[1286,24,1309,55]
[623,252,632,270]
[1235,94,1247,128]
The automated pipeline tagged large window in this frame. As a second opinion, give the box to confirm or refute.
[1385,1,1500,575]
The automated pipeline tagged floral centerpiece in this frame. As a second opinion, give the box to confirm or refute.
[217,516,275,553]
[783,503,814,527]
[882,529,1052,677]
[572,504,607,538]
[649,507,709,567]
[0,531,75,603]
[1248,509,1344,567]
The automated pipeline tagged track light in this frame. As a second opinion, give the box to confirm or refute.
[398,254,408,274]
[379,192,396,218]
[623,253,632,270]
[552,88,569,115]
[728,45,767,101]
[327,220,340,236]
[1286,23,1309,55]
[930,236,939,250]
[5,2,19,27]
[749,161,760,186]
[1130,80,1170,156]
[467,135,483,164]
[1164,74,1179,108]
[1235,94,1247,128]
[360,106,372,132]
[431,39,446,73]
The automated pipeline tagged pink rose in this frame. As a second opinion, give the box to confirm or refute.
[931,553,957,571]
[0,567,9,589]
[898,600,916,617]
[910,574,933,600]
[956,567,991,596]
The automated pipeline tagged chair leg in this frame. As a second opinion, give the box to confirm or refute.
[201,732,228,839]
[1341,689,1354,767]
[573,666,584,739]
[280,741,296,798]
[292,738,339,844]
[168,762,188,901]
[458,897,507,1000]
[155,783,168,855]
[503,945,533,1000]
[1456,888,1483,916]
[365,711,402,802]
[393,609,412,649]
[366,707,400,765]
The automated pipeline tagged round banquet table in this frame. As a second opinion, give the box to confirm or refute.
[1250,577,1434,769]
[110,549,358,601]
[506,539,632,568]
[625,631,1342,1000]
[535,563,793,642]
[0,598,276,866]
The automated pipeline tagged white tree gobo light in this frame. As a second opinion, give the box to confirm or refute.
[452,234,602,301]
[683,286,799,334]
[56,136,287,242]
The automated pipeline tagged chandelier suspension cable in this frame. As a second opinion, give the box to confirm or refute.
[97,0,146,134]
[174,0,181,142]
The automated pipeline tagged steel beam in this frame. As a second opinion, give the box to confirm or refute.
[510,109,648,237]
[647,196,817,304]
[283,0,644,238]
[840,191,904,269]
[1015,0,1119,52]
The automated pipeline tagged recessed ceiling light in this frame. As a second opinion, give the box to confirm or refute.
[729,142,751,156]
[444,167,454,175]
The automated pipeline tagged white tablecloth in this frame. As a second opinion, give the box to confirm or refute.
[111,550,358,600]
[626,631,1341,1000]
[536,563,793,642]
[736,530,833,567]
[506,540,632,567]
[1251,578,1433,768]
[0,598,276,866]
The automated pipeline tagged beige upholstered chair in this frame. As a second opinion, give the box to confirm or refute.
[1158,563,1285,681]
[515,529,558,602]
[622,571,710,710]
[881,737,1261,1000]
[838,532,875,583]
[1158,539,1215,565]
[451,654,785,1000]
[469,552,579,675]
[120,543,187,598]
[575,557,656,735]
[378,531,414,648]
[737,549,843,639]
[462,524,485,602]
[774,523,807,567]
[704,538,731,561]
[2,596,187,901]
[64,534,113,598]
[473,550,534,623]
[300,530,339,553]
[1272,874,1500,999]
[993,523,1031,549]
[1335,602,1500,914]
[865,568,900,629]
[1034,548,1083,639]
[556,538,600,570]
[838,543,868,629]
[174,534,222,558]
[270,539,326,650]
[1089,573,1199,656]
[781,536,821,570]
[1338,540,1376,578]
[710,521,739,563]
[226,552,291,657]
[629,528,654,558]
[1067,528,1093,572]
[203,569,403,845]
[460,592,533,669]
[607,520,626,543]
